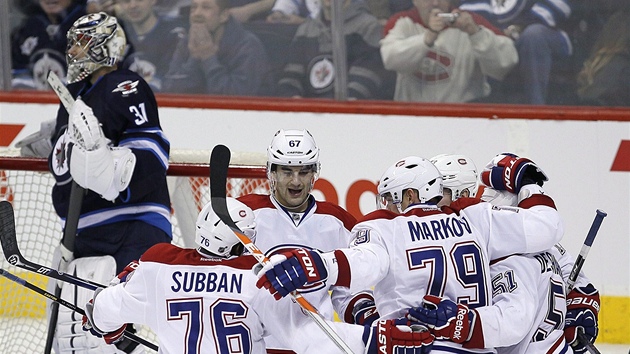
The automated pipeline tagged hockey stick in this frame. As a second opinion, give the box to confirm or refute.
[209,144,355,354]
[0,268,159,352]
[46,70,86,354]
[566,209,607,354]
[0,200,102,291]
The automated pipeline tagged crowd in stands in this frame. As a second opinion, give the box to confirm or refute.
[8,0,630,106]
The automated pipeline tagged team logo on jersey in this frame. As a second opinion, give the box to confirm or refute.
[112,80,139,96]
[308,55,335,93]
[352,230,370,246]
[415,50,453,82]
[53,132,70,177]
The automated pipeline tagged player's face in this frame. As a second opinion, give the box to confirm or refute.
[272,165,315,211]
[190,0,226,33]
[66,34,91,61]
[118,0,157,24]
[379,193,401,213]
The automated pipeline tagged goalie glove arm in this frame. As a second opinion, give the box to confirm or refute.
[70,144,137,201]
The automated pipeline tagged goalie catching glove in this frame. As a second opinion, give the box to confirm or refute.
[255,248,329,300]
[363,318,434,354]
[480,153,548,194]
[407,295,479,345]
[82,289,127,345]
[565,284,600,353]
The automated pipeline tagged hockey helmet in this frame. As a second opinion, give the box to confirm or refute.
[430,154,479,201]
[378,156,443,206]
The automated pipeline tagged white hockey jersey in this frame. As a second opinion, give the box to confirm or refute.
[237,194,360,351]
[335,197,563,353]
[91,243,367,354]
[479,248,572,354]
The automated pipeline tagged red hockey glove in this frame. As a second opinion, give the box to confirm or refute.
[255,248,328,300]
[407,295,473,344]
[82,297,127,344]
[352,298,380,326]
[565,284,600,353]
[480,153,547,194]
[363,318,434,354]
[109,260,139,286]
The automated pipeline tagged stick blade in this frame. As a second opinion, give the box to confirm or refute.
[0,201,22,266]
[209,145,238,230]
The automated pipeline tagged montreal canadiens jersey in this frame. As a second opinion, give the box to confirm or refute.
[237,194,358,351]
[48,69,171,237]
[339,199,563,353]
[478,249,571,353]
[91,243,366,353]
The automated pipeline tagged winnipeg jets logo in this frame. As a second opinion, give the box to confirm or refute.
[112,80,139,96]
[309,56,335,92]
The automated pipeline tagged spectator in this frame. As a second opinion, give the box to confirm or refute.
[365,0,413,24]
[576,10,630,107]
[117,0,186,91]
[229,0,275,23]
[276,0,395,100]
[163,0,274,96]
[266,0,321,24]
[381,0,518,102]
[460,0,574,105]
[10,0,86,89]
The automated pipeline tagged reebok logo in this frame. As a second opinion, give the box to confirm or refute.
[452,308,468,341]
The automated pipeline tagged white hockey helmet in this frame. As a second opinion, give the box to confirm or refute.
[266,129,320,181]
[195,198,256,258]
[378,156,443,205]
[430,154,479,200]
[66,12,127,83]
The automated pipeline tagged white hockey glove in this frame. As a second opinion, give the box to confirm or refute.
[70,144,137,201]
[54,242,74,288]
[15,118,56,157]
[69,98,108,151]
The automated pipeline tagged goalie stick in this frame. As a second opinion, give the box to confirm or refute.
[567,209,607,354]
[46,70,86,354]
[209,144,356,354]
[0,200,102,291]
[0,268,159,352]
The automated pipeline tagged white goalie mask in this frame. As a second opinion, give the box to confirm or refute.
[266,129,320,188]
[66,12,126,83]
[195,198,256,258]
[378,156,443,207]
[430,154,479,201]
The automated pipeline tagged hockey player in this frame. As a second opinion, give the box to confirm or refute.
[81,198,435,354]
[47,12,172,353]
[238,129,380,353]
[417,153,599,353]
[254,154,566,353]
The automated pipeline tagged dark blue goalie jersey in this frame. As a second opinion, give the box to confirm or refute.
[48,69,172,237]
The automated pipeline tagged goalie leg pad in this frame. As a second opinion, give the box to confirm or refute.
[55,256,120,354]
[70,145,136,201]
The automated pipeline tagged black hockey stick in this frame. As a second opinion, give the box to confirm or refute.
[0,268,158,351]
[566,210,607,354]
[46,70,86,354]
[0,201,103,291]
[209,144,355,354]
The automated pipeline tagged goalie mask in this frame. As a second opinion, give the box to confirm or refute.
[195,198,256,258]
[66,12,126,83]
[378,156,443,208]
[430,154,479,201]
[267,129,320,189]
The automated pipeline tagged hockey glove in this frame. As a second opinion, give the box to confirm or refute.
[565,284,600,353]
[82,291,127,345]
[407,295,474,344]
[255,248,328,300]
[480,153,548,194]
[109,260,139,286]
[363,318,434,354]
[353,298,381,326]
